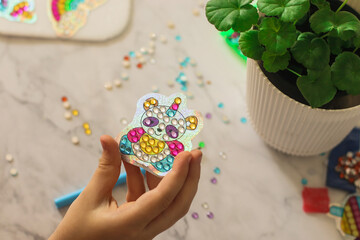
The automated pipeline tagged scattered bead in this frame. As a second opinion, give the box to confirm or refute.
[149,58,156,64]
[123,60,131,68]
[5,154,13,162]
[190,59,197,67]
[222,115,230,124]
[301,178,308,185]
[205,113,212,119]
[63,101,71,110]
[114,79,122,87]
[61,96,68,102]
[167,81,175,88]
[210,177,217,184]
[135,51,142,58]
[160,35,167,44]
[198,0,205,7]
[186,92,194,99]
[140,47,148,55]
[167,21,175,29]
[150,33,157,40]
[121,72,129,80]
[71,136,80,145]
[152,85,159,93]
[72,109,79,116]
[137,63,143,69]
[218,102,224,108]
[104,82,113,91]
[219,152,227,160]
[148,48,155,55]
[124,56,130,61]
[191,212,199,219]
[198,141,205,149]
[10,168,18,177]
[193,9,200,16]
[240,117,247,123]
[139,57,146,64]
[85,129,92,135]
[175,35,182,41]
[197,79,204,87]
[149,41,156,48]
[214,167,221,174]
[120,118,128,125]
[64,111,72,120]
[202,202,209,209]
[196,72,203,79]
[206,212,214,219]
[129,51,136,57]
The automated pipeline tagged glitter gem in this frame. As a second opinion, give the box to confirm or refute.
[214,167,220,174]
[202,202,209,209]
[83,123,90,129]
[219,152,227,159]
[206,212,214,219]
[72,109,79,116]
[205,113,212,119]
[114,79,122,87]
[85,129,92,135]
[301,178,308,185]
[104,82,113,90]
[191,212,199,219]
[10,168,18,177]
[5,154,13,162]
[129,51,136,57]
[63,101,71,109]
[137,63,143,69]
[240,117,247,123]
[167,21,175,29]
[175,35,182,41]
[121,72,129,80]
[198,141,205,149]
[120,118,128,125]
[218,102,224,108]
[72,136,80,145]
[61,96,68,102]
[210,177,217,184]
[64,112,72,120]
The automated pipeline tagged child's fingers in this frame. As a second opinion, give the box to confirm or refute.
[83,135,122,205]
[144,150,202,238]
[128,151,191,226]
[123,161,146,202]
[146,171,162,190]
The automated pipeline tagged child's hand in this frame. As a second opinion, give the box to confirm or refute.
[49,135,202,240]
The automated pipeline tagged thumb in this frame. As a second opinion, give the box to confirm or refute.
[83,135,122,204]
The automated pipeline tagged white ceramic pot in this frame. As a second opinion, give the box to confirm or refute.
[246,59,360,156]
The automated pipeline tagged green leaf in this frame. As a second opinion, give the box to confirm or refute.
[327,36,343,55]
[262,51,290,73]
[311,0,330,9]
[310,8,360,40]
[257,0,310,22]
[239,30,265,60]
[206,0,259,32]
[290,32,330,70]
[331,52,360,95]
[297,66,337,108]
[259,17,297,54]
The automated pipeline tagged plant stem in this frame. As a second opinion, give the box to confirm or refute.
[287,68,302,77]
[354,47,359,53]
[321,32,330,38]
[336,0,348,13]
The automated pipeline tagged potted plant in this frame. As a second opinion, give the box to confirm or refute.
[205,0,360,156]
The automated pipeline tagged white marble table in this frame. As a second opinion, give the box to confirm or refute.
[0,0,348,239]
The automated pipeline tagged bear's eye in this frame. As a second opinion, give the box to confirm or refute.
[166,125,179,139]
[143,117,159,127]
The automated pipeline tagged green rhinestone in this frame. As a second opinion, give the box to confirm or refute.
[198,141,205,149]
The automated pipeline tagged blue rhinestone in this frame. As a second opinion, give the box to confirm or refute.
[214,167,220,174]
[156,162,163,169]
[240,117,247,124]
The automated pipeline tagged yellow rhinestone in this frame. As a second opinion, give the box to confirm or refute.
[83,123,90,129]
[149,139,155,145]
[150,99,156,105]
[72,109,79,116]
[140,142,146,148]
[142,135,149,142]
[175,97,181,104]
[153,147,159,153]
[146,146,152,153]
[158,142,165,148]
[349,218,355,224]
[190,123,196,130]
[85,129,92,135]
[144,102,150,108]
[189,117,195,123]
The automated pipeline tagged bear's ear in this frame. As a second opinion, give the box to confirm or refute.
[186,116,198,130]
[143,97,158,110]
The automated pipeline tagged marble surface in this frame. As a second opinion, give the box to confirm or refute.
[0,0,350,239]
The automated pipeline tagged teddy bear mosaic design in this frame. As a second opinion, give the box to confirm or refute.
[116,93,203,177]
